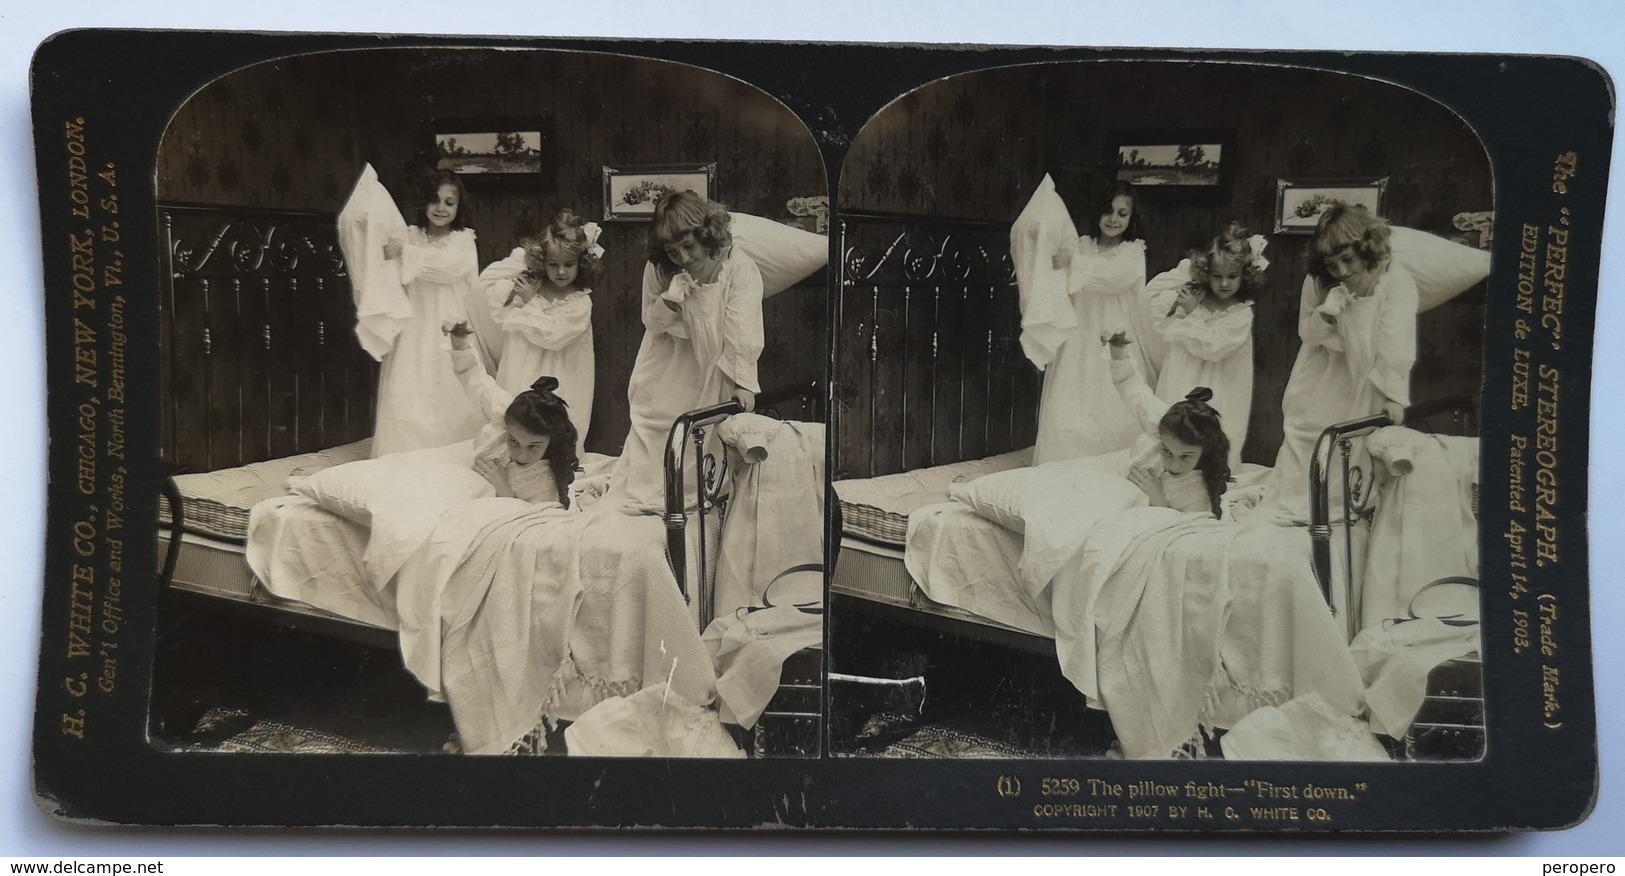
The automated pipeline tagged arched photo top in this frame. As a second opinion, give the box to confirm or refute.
[155,45,829,470]
[834,58,1491,473]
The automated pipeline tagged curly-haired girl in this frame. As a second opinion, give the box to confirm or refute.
[612,189,765,511]
[476,209,601,455]
[1265,203,1418,522]
[1151,220,1268,469]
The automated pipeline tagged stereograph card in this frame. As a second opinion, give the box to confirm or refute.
[27,30,1609,831]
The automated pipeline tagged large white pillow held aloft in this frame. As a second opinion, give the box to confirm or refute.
[1010,173,1080,370]
[1388,226,1492,313]
[728,212,829,297]
[337,163,412,360]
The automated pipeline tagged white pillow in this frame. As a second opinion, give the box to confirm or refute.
[1010,174,1079,369]
[288,441,491,526]
[729,212,828,297]
[949,455,1145,534]
[1389,226,1491,313]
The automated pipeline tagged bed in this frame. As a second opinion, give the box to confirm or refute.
[829,210,1484,759]
[155,202,824,757]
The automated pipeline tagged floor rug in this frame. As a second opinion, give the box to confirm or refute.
[181,707,397,755]
[879,724,1035,759]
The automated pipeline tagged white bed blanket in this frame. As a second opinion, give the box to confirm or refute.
[250,488,715,755]
[393,500,716,755]
[1046,507,1363,758]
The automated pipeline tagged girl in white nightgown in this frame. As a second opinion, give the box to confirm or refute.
[609,190,765,512]
[373,171,486,458]
[445,324,579,508]
[477,209,600,457]
[1264,204,1419,522]
[1034,181,1150,464]
[1105,333,1233,519]
[1150,221,1268,471]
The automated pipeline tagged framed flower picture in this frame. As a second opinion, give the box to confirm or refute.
[602,162,718,221]
[1275,177,1390,234]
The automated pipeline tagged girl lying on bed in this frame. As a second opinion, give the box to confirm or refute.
[445,321,578,508]
[1104,331,1231,519]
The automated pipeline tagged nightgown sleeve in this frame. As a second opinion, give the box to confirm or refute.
[1109,356,1169,436]
[450,347,515,425]
[1065,238,1101,296]
[719,255,766,394]
[1368,266,1420,407]
[1156,303,1255,362]
[398,227,427,285]
[503,294,594,351]
[455,230,480,286]
[1297,274,1344,351]
[480,247,531,319]
[640,262,689,338]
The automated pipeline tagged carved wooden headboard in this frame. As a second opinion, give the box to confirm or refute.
[159,203,376,474]
[833,210,1039,480]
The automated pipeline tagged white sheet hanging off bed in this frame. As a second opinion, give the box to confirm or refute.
[247,457,717,755]
[1047,507,1365,759]
[390,499,716,755]
[890,445,1366,758]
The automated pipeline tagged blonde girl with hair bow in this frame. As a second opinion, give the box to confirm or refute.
[1151,220,1269,470]
[477,208,602,457]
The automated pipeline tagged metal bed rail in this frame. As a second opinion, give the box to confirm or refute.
[1308,394,1478,643]
[663,379,822,630]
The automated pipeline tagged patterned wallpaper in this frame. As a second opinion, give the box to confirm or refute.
[840,61,1492,463]
[157,48,829,454]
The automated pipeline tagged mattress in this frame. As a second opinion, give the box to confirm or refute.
[159,439,373,541]
[833,501,1052,640]
[157,524,396,633]
[159,530,260,602]
[246,489,722,635]
[156,439,391,628]
[833,448,1032,546]
[831,538,914,608]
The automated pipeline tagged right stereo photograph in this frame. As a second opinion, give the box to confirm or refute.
[827,59,1489,763]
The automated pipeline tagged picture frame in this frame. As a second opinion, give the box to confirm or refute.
[1275,176,1390,234]
[602,162,717,221]
[1107,128,1235,202]
[428,115,551,185]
